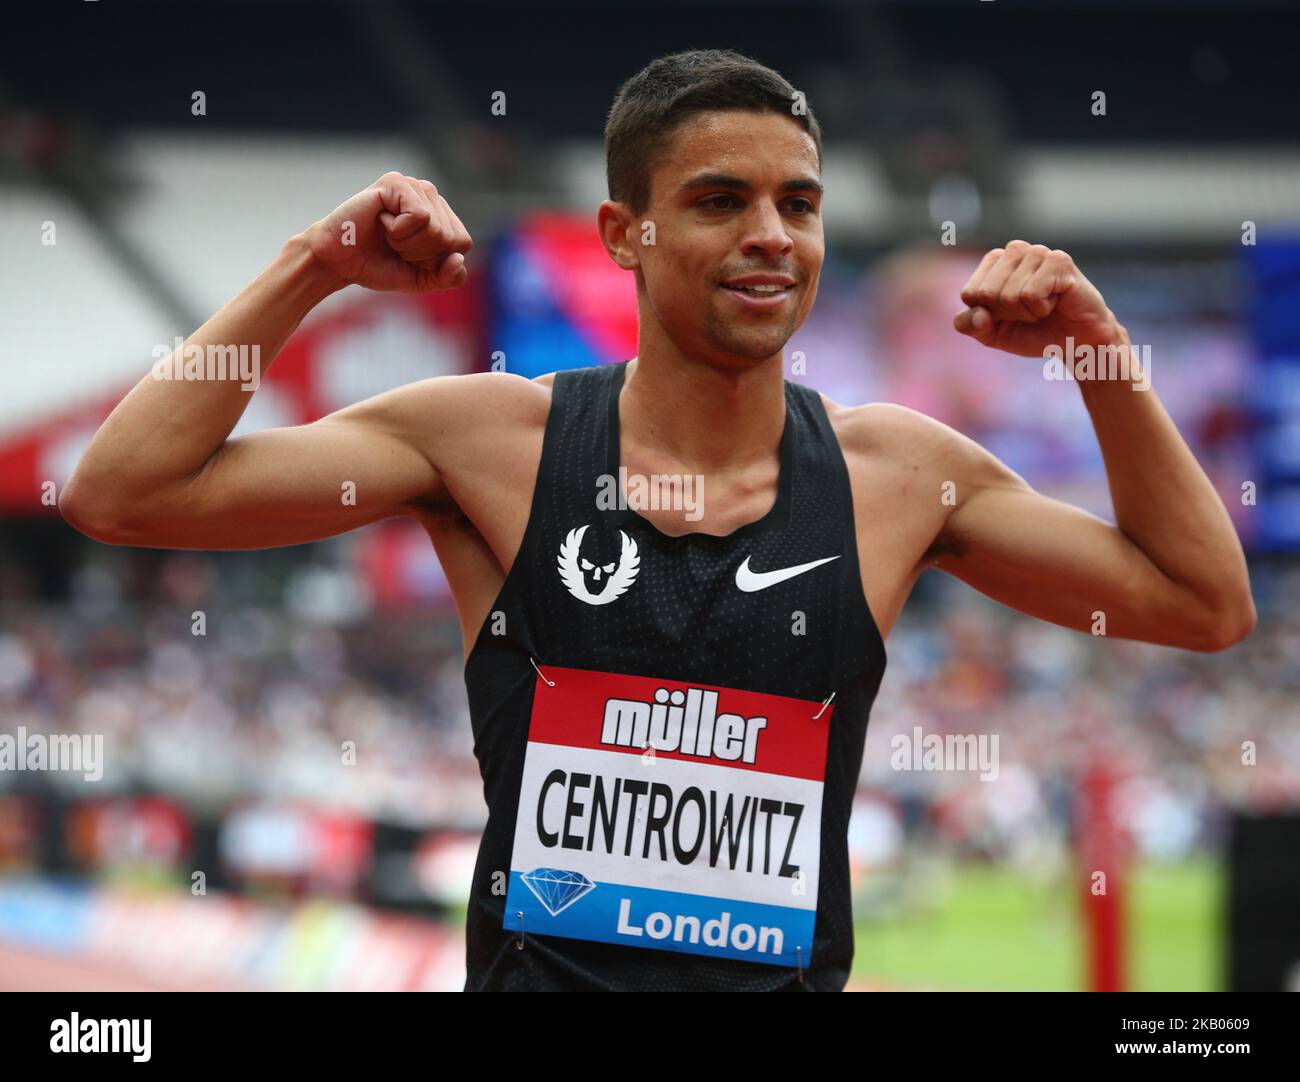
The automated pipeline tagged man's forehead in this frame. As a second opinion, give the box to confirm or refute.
[659,111,819,180]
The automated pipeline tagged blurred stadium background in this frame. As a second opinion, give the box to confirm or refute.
[2,0,1299,991]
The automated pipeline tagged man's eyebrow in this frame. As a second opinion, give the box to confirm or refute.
[678,173,824,196]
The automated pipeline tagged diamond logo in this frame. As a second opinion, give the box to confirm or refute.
[520,868,596,916]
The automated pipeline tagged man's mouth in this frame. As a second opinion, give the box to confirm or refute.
[723,283,787,294]
[719,275,796,308]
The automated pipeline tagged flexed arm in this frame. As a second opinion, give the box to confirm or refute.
[918,241,1254,652]
[60,173,477,549]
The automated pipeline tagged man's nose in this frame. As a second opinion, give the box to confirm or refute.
[741,200,794,257]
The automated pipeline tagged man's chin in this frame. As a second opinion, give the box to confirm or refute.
[710,330,795,364]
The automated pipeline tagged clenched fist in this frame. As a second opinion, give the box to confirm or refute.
[303,172,473,293]
[953,241,1124,357]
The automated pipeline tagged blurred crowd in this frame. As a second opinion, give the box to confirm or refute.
[0,542,482,829]
[856,559,1300,871]
[2,540,1297,861]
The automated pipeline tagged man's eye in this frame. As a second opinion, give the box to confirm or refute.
[787,198,816,214]
[700,194,738,210]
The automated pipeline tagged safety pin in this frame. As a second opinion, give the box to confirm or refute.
[529,657,555,687]
[812,692,835,719]
[516,910,525,950]
[796,945,804,984]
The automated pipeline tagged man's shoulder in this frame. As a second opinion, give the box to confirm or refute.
[821,396,1020,490]
[818,395,961,465]
[421,368,555,415]
[388,364,610,432]
[530,361,624,391]
[364,371,553,462]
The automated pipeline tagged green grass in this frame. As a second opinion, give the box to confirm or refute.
[850,857,1222,991]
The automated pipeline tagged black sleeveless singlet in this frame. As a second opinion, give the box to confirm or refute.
[461,360,887,991]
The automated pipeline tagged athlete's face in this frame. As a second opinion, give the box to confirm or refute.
[601,110,824,368]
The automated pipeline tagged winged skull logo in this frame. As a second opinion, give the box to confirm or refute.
[556,524,640,605]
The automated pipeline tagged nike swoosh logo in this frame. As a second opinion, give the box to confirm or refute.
[734,554,841,592]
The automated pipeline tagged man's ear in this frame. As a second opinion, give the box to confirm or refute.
[597,200,641,271]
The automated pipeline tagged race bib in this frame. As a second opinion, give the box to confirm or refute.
[503,666,830,968]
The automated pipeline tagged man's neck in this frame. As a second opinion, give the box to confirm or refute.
[619,351,786,475]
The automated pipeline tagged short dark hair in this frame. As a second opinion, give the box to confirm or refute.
[605,49,823,216]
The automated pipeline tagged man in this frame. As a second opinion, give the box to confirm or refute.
[60,49,1255,991]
